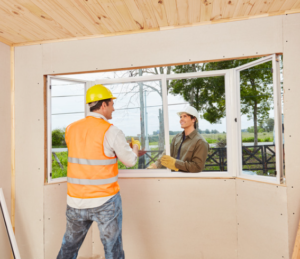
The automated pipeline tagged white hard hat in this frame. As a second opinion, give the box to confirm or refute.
[177,106,199,122]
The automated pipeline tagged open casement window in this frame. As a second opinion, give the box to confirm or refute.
[234,54,283,184]
[47,76,87,183]
[89,69,235,178]
[46,54,282,183]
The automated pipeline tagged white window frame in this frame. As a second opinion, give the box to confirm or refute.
[46,54,283,184]
[47,76,87,184]
[90,70,234,178]
[234,54,283,184]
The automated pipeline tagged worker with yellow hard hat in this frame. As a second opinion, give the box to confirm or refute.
[57,84,140,259]
[148,106,209,172]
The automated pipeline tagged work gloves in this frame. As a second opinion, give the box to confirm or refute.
[130,137,141,150]
[161,155,179,171]
[147,163,157,169]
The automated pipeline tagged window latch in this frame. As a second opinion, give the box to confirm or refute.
[235,118,237,122]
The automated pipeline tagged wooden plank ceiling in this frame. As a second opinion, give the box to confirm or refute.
[0,0,300,46]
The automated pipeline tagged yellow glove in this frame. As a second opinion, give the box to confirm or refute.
[147,163,157,169]
[161,155,179,171]
[130,137,141,150]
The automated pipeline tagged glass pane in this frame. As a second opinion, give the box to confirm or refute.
[167,76,227,172]
[51,96,84,114]
[51,80,85,179]
[239,61,276,177]
[103,80,164,169]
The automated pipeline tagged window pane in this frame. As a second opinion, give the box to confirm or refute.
[167,76,227,172]
[51,96,84,114]
[51,80,85,179]
[51,80,84,96]
[239,61,276,177]
[103,81,164,169]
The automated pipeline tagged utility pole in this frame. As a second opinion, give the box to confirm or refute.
[144,90,149,166]
[138,69,145,168]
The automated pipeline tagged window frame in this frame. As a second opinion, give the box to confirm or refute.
[46,54,283,184]
[90,70,234,178]
[234,54,283,184]
[47,75,87,184]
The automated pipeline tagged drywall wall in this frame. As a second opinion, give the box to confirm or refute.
[41,15,283,75]
[14,45,44,258]
[283,13,300,258]
[93,179,237,259]
[0,42,11,259]
[236,179,289,259]
[13,14,298,258]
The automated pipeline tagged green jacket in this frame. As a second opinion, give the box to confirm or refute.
[155,129,209,172]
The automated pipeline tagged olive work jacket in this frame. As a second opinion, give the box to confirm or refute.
[155,129,209,173]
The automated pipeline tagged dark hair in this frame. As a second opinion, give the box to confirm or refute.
[90,99,111,112]
[187,114,197,129]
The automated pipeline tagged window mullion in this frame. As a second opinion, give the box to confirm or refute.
[272,54,283,184]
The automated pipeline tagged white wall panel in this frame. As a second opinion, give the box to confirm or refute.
[0,42,11,259]
[42,16,283,75]
[14,45,44,259]
[283,13,300,258]
[236,179,289,259]
[92,179,237,259]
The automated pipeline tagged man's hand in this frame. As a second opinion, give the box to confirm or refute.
[147,163,157,169]
[161,155,179,171]
[130,137,141,150]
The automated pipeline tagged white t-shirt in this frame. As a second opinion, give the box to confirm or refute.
[67,112,137,209]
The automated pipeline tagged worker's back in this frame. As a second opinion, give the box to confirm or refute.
[65,116,119,199]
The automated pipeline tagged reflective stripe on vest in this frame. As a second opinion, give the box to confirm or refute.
[67,175,118,185]
[68,157,117,166]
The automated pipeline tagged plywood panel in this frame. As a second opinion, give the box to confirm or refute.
[1,0,300,45]
[44,183,92,259]
[14,44,44,259]
[41,15,283,75]
[236,179,289,259]
[283,13,300,258]
[0,41,11,259]
[93,179,237,259]
[164,0,179,25]
[151,0,169,26]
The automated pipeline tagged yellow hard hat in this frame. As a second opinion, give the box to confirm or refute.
[86,84,116,104]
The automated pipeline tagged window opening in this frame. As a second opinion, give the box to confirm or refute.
[86,79,167,171]
[167,75,227,172]
[48,78,86,182]
[47,54,282,183]
[235,54,283,184]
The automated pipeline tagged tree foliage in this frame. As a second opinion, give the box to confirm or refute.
[169,58,274,145]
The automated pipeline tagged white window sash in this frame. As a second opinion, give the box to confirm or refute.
[234,54,283,184]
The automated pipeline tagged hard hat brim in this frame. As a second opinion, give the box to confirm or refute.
[177,111,198,122]
[86,96,116,104]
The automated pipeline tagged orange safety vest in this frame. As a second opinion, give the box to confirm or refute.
[65,116,119,199]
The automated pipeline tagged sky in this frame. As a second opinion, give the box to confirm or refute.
[51,69,278,137]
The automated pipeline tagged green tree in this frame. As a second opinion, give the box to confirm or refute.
[170,58,273,145]
[266,118,274,132]
[52,129,66,147]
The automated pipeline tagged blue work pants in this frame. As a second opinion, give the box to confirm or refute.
[57,192,124,259]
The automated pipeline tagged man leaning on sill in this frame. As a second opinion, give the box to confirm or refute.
[148,106,209,172]
[57,84,141,259]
